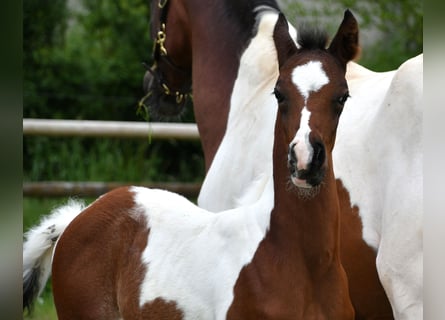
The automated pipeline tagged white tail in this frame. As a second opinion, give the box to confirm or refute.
[23,199,86,312]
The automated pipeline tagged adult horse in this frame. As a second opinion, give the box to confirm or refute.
[144,1,403,319]
[23,14,358,319]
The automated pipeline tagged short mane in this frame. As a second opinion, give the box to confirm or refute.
[297,23,329,50]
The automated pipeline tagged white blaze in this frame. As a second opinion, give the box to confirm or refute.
[290,61,329,171]
[292,61,329,100]
[292,107,313,171]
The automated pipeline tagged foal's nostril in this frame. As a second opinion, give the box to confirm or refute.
[288,143,297,162]
[311,142,325,169]
[288,143,297,173]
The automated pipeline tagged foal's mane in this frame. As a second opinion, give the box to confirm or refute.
[297,23,329,50]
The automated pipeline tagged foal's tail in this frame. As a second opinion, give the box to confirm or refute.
[23,199,86,312]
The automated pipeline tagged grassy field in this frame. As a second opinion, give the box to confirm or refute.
[23,289,57,320]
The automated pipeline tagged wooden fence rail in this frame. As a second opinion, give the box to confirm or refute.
[23,119,202,198]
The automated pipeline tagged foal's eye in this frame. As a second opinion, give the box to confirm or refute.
[273,88,285,103]
[337,92,350,106]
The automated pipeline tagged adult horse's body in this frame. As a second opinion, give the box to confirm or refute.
[334,56,423,320]
[145,0,410,319]
[23,14,358,319]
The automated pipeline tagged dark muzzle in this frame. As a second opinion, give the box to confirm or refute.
[139,63,190,119]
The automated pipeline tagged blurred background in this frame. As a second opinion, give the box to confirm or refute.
[23,0,422,318]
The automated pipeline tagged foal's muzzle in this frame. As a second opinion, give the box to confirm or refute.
[288,140,326,188]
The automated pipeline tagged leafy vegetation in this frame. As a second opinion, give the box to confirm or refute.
[23,0,204,184]
[282,0,422,71]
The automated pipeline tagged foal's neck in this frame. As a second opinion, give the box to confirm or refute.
[270,129,341,270]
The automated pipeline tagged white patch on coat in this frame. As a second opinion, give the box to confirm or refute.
[133,179,274,320]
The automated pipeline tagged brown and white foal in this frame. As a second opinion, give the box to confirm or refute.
[23,11,358,319]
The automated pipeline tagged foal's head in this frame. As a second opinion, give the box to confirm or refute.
[273,10,359,190]
[141,0,192,119]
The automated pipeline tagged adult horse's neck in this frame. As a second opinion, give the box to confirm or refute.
[197,11,284,210]
[185,0,279,168]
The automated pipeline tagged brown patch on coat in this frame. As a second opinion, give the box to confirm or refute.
[337,179,394,319]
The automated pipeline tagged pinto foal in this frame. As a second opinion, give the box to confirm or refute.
[23,12,358,319]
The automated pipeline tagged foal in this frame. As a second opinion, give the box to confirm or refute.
[23,12,358,319]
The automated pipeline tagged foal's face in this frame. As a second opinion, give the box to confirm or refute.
[273,10,359,189]
[274,52,349,188]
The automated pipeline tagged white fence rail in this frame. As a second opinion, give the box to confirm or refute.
[23,118,200,140]
[23,119,202,197]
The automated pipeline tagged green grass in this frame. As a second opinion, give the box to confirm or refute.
[23,289,57,320]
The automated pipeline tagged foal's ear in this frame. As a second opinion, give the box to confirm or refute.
[273,13,298,69]
[328,10,359,68]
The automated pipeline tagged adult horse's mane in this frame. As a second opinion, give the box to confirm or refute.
[202,0,281,56]
[220,0,279,29]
